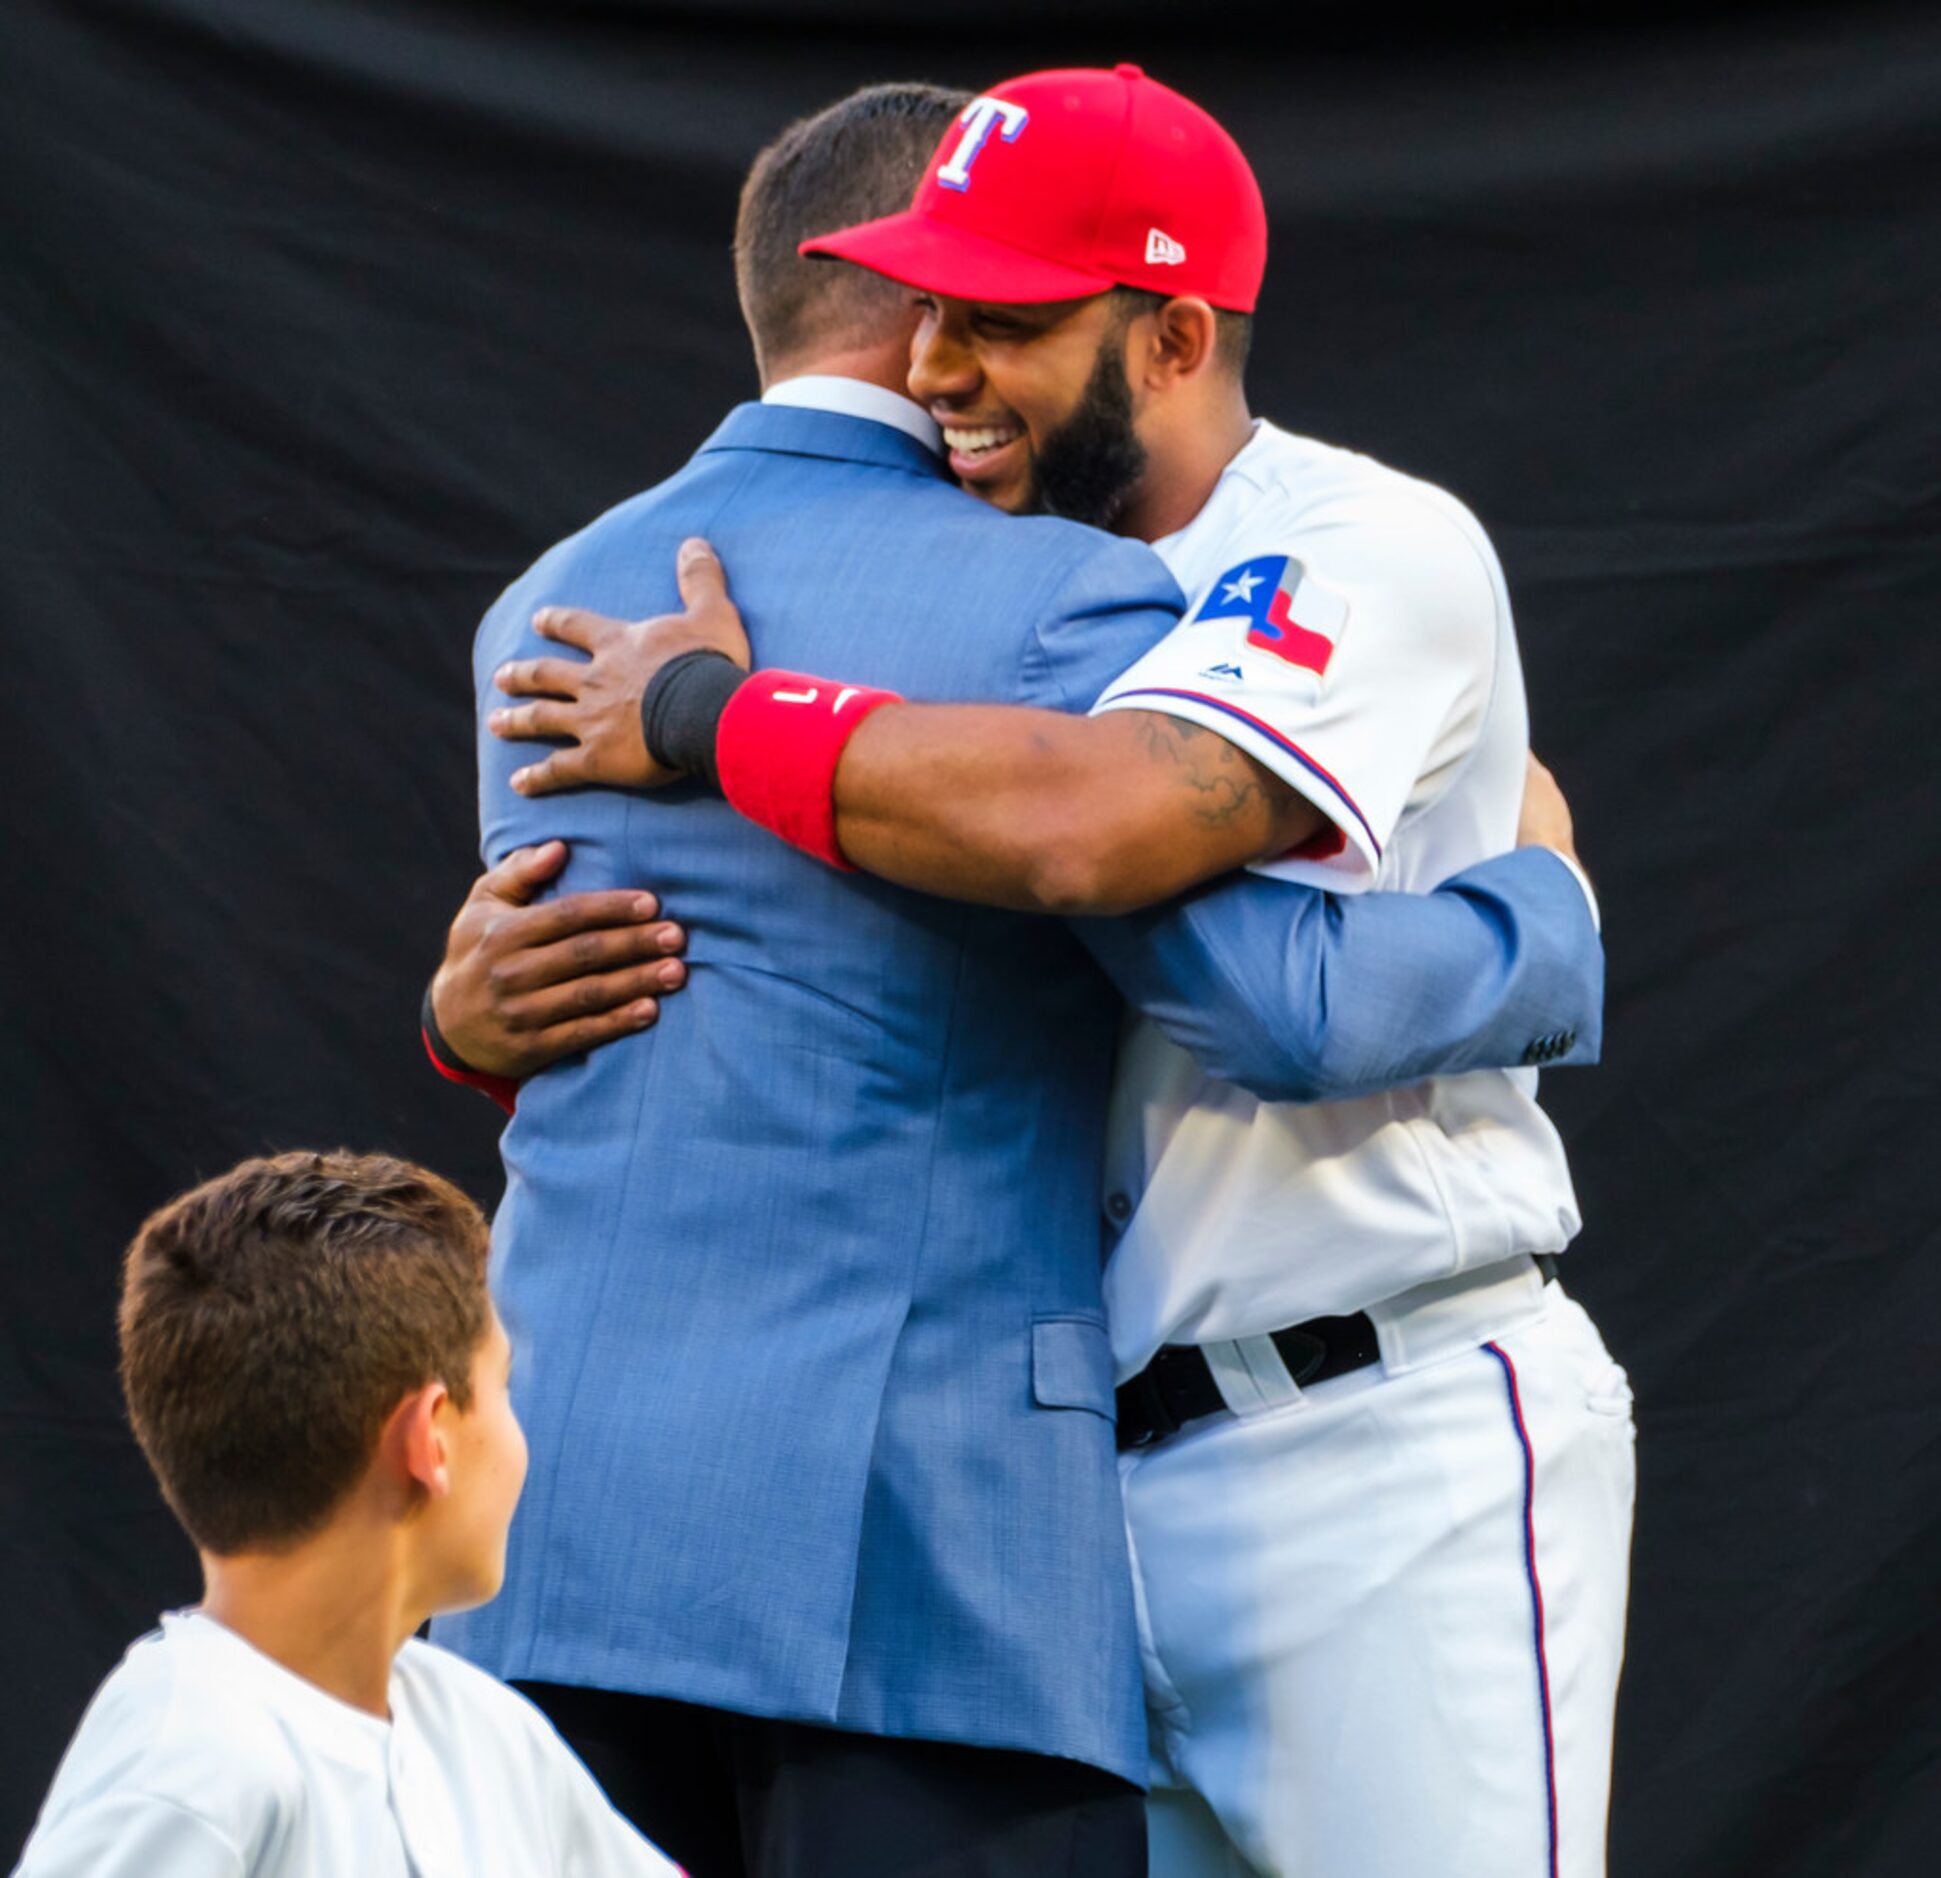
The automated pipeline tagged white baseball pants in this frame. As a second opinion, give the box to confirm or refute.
[1121,1280,1635,1878]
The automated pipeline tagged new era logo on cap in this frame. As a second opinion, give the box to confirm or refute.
[1145,228,1186,266]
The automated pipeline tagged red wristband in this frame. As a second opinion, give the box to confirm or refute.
[421,1024,519,1118]
[716,670,902,870]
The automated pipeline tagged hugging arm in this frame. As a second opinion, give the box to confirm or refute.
[1075,845,1603,1103]
[826,703,1323,915]
[423,804,1602,1104]
[489,540,1323,914]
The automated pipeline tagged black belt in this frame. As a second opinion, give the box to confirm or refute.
[1115,1254,1558,1452]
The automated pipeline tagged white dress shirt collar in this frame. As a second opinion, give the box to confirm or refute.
[760,374,941,456]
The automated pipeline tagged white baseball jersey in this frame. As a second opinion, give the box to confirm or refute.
[1092,419,1582,1377]
[13,1611,682,1878]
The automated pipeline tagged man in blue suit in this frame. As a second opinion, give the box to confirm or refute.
[428,84,1604,1878]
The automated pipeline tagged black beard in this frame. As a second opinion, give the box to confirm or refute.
[1025,337,1148,530]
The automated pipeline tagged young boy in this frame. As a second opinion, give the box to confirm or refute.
[13,1150,681,1877]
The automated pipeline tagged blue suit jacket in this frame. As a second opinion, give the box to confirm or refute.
[435,404,1601,1782]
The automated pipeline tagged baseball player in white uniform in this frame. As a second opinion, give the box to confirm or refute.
[1093,415,1635,1878]
[467,65,1637,1878]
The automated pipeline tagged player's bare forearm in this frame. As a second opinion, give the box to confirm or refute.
[832,705,1324,915]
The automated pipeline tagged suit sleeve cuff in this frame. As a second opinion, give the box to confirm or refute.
[1538,847,1602,933]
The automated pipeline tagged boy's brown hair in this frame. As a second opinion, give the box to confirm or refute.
[119,1150,491,1555]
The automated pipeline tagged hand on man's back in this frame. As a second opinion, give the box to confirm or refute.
[490,538,750,797]
[431,841,689,1078]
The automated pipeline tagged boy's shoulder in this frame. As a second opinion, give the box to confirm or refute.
[392,1632,526,1700]
[21,1618,305,1869]
[389,1636,560,1756]
[391,1641,682,1874]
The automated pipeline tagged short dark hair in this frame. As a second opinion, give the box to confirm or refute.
[119,1150,491,1556]
[1110,285,1254,378]
[735,82,969,374]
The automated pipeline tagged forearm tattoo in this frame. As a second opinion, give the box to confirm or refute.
[1134,714,1296,831]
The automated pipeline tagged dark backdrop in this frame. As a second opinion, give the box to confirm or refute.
[4,1,1937,1870]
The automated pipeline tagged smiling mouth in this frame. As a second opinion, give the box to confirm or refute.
[941,423,1023,461]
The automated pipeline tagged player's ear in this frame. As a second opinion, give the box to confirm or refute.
[1143,297,1220,388]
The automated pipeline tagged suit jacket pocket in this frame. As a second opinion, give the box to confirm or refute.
[1032,1315,1116,1419]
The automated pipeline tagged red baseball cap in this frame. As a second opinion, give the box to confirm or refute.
[801,65,1267,314]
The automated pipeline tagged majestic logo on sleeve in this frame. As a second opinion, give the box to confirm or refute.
[936,97,1031,191]
[1189,555,1349,677]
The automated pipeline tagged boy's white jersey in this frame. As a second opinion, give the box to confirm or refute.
[1092,420,1583,1377]
[13,1611,682,1878]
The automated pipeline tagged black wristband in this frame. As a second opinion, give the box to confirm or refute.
[421,982,473,1076]
[641,650,744,791]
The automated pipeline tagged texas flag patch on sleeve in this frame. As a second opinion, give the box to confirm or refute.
[1190,555,1349,678]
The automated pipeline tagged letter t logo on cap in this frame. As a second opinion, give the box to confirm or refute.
[936,96,1031,192]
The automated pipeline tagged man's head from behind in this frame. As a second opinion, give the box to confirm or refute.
[803,66,1262,532]
[120,1150,525,1612]
[734,81,970,384]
